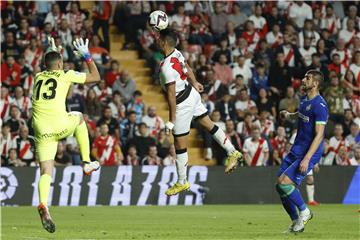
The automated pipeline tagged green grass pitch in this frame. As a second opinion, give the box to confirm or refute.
[1,205,359,240]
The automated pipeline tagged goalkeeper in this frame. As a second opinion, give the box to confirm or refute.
[33,38,100,233]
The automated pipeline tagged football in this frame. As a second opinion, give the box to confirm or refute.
[149,10,169,31]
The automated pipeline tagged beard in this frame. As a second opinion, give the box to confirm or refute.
[301,82,315,92]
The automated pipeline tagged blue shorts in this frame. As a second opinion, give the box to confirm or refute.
[277,152,321,186]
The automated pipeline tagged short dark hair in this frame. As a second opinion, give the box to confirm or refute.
[45,51,62,69]
[159,28,178,47]
[306,69,324,88]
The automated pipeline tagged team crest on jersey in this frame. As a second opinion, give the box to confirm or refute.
[306,104,312,111]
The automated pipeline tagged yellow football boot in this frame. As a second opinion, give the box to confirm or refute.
[225,150,243,174]
[165,182,190,196]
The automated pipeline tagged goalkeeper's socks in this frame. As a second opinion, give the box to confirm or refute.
[75,121,90,163]
[39,174,52,206]
[306,183,315,202]
[276,184,299,221]
[209,125,235,155]
[175,149,188,185]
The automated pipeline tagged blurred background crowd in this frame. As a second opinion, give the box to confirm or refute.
[1,1,360,168]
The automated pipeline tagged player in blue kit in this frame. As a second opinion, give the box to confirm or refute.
[276,70,328,233]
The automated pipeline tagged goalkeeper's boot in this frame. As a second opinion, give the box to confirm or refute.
[300,208,313,225]
[225,150,243,174]
[83,161,100,176]
[165,182,190,196]
[308,200,320,206]
[37,203,55,233]
[292,218,304,233]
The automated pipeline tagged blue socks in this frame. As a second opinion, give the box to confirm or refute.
[276,184,299,221]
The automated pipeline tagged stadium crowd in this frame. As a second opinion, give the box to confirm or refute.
[1,1,360,168]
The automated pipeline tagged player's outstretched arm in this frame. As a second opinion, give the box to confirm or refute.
[185,63,204,92]
[280,110,298,120]
[73,38,100,83]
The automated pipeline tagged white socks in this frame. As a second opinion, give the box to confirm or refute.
[306,184,315,202]
[176,151,188,185]
[210,125,235,155]
[300,207,310,216]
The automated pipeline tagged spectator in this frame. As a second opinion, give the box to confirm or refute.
[327,53,346,76]
[17,55,34,95]
[266,6,285,31]
[299,37,317,67]
[213,54,232,85]
[279,86,300,113]
[112,70,136,103]
[266,23,283,49]
[92,123,123,166]
[201,92,215,114]
[339,19,359,49]
[212,38,232,64]
[105,60,121,87]
[235,87,256,119]
[0,86,15,120]
[271,126,287,162]
[84,88,103,121]
[89,35,111,77]
[92,80,112,103]
[93,1,111,50]
[243,124,269,166]
[120,111,137,145]
[268,52,293,99]
[1,55,21,88]
[58,19,73,48]
[253,39,273,70]
[15,18,31,48]
[202,110,225,160]
[170,4,190,36]
[346,122,360,149]
[331,38,352,68]
[65,135,81,165]
[232,55,252,86]
[316,38,331,68]
[1,123,12,162]
[329,124,350,164]
[321,3,341,36]
[108,91,126,121]
[298,20,321,48]
[349,51,360,93]
[66,85,85,113]
[241,20,260,52]
[157,129,171,159]
[342,5,360,30]
[163,144,176,166]
[7,148,27,167]
[256,110,275,138]
[127,90,145,123]
[203,68,225,101]
[188,4,212,46]
[288,1,313,29]
[236,112,254,139]
[1,31,21,60]
[215,90,236,121]
[129,123,156,160]
[13,86,32,118]
[142,106,165,139]
[65,2,86,34]
[55,141,72,166]
[6,106,26,136]
[248,4,268,38]
[306,53,329,77]
[44,3,65,30]
[11,125,35,166]
[257,88,276,118]
[222,21,237,48]
[97,106,120,138]
[124,145,140,166]
[343,109,355,136]
[142,144,162,165]
[276,32,302,69]
[228,3,247,30]
[336,146,357,166]
[210,2,228,40]
[250,63,269,101]
[225,119,242,151]
[343,88,360,117]
[228,74,246,97]
[353,145,360,165]
[324,72,345,122]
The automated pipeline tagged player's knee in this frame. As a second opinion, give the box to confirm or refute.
[306,176,314,185]
[40,161,54,176]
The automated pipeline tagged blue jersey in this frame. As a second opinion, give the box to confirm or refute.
[291,95,328,159]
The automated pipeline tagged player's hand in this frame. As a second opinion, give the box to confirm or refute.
[193,82,204,93]
[299,159,310,174]
[47,36,62,52]
[280,110,290,119]
[73,38,91,60]
[165,121,174,135]
[314,164,320,173]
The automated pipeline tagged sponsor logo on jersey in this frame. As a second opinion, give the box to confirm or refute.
[306,104,312,111]
[298,112,309,122]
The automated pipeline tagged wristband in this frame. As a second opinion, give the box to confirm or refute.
[84,52,92,63]
[165,121,174,130]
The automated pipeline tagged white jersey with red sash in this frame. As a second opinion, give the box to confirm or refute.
[142,115,165,138]
[349,63,360,87]
[14,96,32,116]
[1,133,13,159]
[282,45,295,67]
[271,136,287,157]
[236,121,252,137]
[331,48,352,68]
[329,137,350,160]
[93,86,112,102]
[25,47,43,69]
[243,137,269,166]
[266,31,283,49]
[321,16,341,35]
[242,31,260,52]
[92,135,118,166]
[248,15,268,38]
[0,95,14,119]
[23,74,34,95]
[11,136,35,161]
[339,29,359,48]
[260,119,275,136]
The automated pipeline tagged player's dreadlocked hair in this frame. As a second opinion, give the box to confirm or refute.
[159,28,178,47]
[306,69,324,89]
[44,51,62,69]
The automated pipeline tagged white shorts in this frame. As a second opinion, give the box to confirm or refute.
[173,87,207,136]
